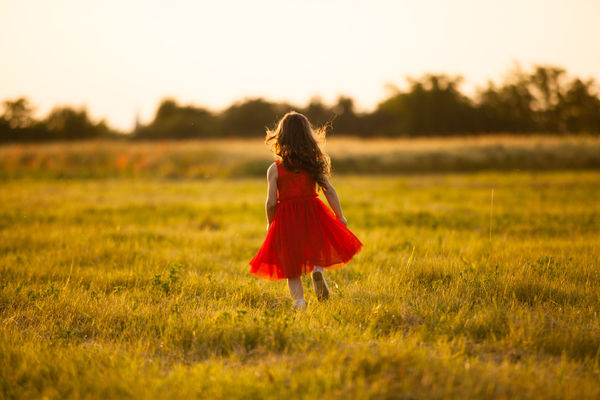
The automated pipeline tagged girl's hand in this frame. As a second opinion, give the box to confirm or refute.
[339,216,348,227]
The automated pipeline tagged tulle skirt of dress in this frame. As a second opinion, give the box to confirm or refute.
[249,196,363,280]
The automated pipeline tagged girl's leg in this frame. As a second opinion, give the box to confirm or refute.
[312,265,329,301]
[287,276,305,301]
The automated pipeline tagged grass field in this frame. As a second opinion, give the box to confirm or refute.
[1,135,600,179]
[1,138,600,398]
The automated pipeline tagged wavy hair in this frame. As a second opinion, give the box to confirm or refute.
[265,111,331,190]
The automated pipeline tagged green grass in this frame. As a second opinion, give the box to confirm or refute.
[1,171,600,398]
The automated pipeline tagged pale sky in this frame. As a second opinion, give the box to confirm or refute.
[1,0,599,131]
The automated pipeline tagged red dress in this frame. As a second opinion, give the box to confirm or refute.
[249,159,363,280]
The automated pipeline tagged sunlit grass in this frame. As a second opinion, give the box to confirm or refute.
[1,170,599,398]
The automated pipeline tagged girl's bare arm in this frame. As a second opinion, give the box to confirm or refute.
[265,162,278,226]
[321,175,348,226]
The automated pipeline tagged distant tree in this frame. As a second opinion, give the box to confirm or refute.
[302,97,334,128]
[155,98,179,122]
[0,97,47,141]
[0,112,9,141]
[377,74,477,135]
[221,98,292,137]
[330,96,362,135]
[529,66,566,111]
[529,66,568,131]
[135,98,220,139]
[45,106,107,140]
[2,97,35,129]
[476,64,600,134]
[560,78,600,133]
[477,66,537,133]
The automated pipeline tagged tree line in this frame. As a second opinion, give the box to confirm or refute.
[0,98,114,142]
[1,64,599,142]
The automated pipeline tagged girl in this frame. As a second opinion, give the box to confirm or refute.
[249,111,363,309]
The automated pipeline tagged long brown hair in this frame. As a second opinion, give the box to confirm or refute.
[265,111,331,190]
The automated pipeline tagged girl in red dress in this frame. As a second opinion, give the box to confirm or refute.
[249,111,363,309]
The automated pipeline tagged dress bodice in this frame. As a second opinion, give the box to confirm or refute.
[276,159,317,202]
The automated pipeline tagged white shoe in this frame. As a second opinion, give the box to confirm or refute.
[312,269,330,301]
[293,298,307,310]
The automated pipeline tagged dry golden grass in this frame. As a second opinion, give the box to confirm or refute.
[1,135,599,179]
[1,168,600,398]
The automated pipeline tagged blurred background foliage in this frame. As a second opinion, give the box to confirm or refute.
[1,64,599,142]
